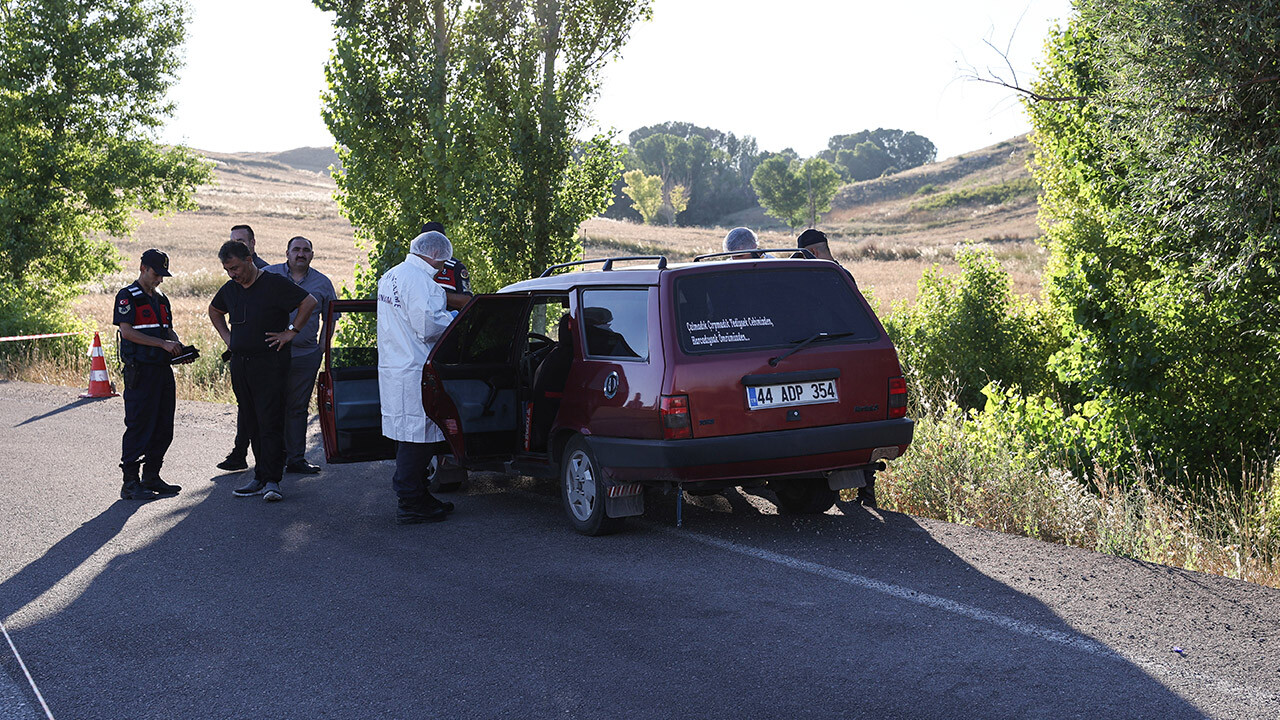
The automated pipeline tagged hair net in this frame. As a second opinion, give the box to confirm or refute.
[410,231,453,262]
[723,227,759,253]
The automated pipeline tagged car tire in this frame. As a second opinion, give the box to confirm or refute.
[772,478,838,515]
[560,436,624,536]
[428,455,467,493]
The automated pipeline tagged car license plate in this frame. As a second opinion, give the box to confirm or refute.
[746,380,838,410]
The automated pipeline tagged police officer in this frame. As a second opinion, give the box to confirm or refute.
[421,222,473,311]
[114,249,184,500]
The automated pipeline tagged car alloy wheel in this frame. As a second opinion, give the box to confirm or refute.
[559,436,624,536]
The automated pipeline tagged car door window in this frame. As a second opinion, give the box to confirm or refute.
[580,288,648,361]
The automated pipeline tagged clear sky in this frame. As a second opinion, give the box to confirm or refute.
[161,0,1074,160]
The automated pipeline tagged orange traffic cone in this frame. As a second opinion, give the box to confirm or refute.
[79,332,118,398]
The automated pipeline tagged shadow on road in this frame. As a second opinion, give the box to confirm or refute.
[0,468,1247,719]
[0,501,147,622]
[12,398,107,428]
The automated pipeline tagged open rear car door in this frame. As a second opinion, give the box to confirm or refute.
[317,299,397,463]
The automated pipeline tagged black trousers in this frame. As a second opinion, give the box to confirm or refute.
[230,352,291,483]
[121,362,175,467]
[392,440,449,500]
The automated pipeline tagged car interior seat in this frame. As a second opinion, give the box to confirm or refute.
[529,315,574,452]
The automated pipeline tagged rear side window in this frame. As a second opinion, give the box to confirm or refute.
[581,288,649,361]
[674,267,879,354]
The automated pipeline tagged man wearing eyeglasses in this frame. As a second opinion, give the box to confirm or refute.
[264,235,338,475]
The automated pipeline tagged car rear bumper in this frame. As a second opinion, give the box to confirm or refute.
[585,418,914,482]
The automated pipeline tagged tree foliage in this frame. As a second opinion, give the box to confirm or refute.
[749,155,804,229]
[667,182,688,219]
[798,157,842,229]
[318,0,650,295]
[0,0,210,335]
[750,156,841,229]
[885,247,1064,412]
[1028,0,1280,473]
[621,169,662,224]
[605,121,761,225]
[820,128,936,181]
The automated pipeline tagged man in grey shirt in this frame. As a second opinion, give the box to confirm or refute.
[265,235,338,474]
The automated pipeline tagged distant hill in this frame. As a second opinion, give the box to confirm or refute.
[198,146,341,177]
[723,135,1039,256]
[264,147,342,175]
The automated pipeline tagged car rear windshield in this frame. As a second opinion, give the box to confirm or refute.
[674,267,879,354]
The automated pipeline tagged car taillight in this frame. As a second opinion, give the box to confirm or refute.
[660,394,692,440]
[888,376,907,419]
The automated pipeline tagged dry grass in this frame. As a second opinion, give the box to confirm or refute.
[54,140,1048,401]
[876,403,1280,589]
[115,152,360,294]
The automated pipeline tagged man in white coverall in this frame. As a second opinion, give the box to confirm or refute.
[377,230,459,524]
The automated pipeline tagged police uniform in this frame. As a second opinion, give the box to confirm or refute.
[113,251,180,499]
[433,257,472,296]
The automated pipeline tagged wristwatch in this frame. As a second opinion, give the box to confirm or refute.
[287,324,296,332]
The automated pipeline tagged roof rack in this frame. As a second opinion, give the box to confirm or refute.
[539,255,669,278]
[693,248,814,262]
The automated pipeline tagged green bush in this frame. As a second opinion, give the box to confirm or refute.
[884,246,1064,411]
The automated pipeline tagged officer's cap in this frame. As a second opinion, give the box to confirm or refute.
[141,248,172,277]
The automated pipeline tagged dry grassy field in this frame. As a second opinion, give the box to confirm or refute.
[82,136,1045,332]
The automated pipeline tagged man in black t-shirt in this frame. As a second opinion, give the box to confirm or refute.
[218,223,270,470]
[114,249,186,500]
[209,240,317,502]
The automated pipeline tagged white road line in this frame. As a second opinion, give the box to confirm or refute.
[652,522,1280,712]
[660,524,1120,655]
[1,620,55,720]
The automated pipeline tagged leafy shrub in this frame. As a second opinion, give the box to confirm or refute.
[884,246,1064,410]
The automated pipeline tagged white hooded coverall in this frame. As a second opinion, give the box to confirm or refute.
[376,254,455,444]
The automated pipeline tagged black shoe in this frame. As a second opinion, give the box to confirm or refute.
[396,498,447,524]
[263,482,283,502]
[120,480,160,501]
[141,474,181,495]
[285,460,321,475]
[233,478,267,497]
[421,493,454,515]
[217,455,248,472]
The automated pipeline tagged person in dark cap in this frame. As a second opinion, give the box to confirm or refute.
[421,222,473,311]
[113,248,186,500]
[797,228,837,262]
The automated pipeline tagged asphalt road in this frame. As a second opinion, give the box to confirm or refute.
[1,380,1277,719]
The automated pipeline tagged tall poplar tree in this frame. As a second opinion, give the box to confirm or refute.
[318,0,652,293]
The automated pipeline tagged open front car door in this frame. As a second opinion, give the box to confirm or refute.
[422,294,531,468]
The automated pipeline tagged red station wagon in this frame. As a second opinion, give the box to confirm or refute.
[318,252,914,535]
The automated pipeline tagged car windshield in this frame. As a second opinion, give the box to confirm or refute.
[674,267,879,354]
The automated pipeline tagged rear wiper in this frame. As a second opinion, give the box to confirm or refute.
[769,331,855,367]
